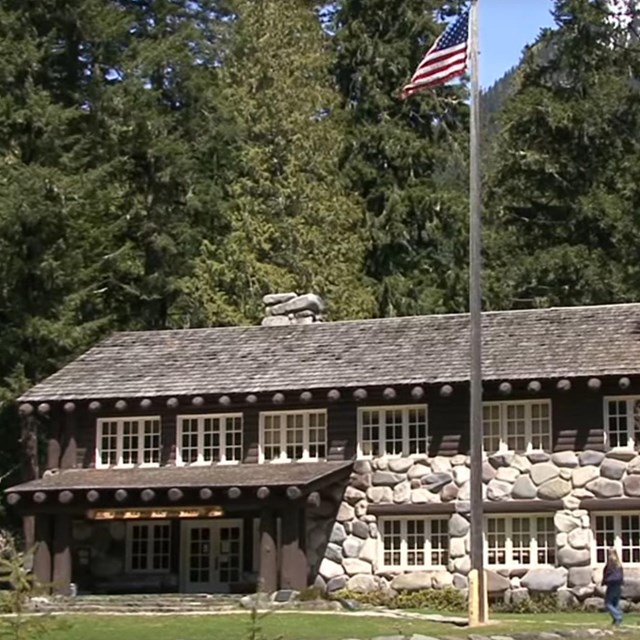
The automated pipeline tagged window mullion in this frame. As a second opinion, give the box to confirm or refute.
[117,422,124,467]
[303,414,310,461]
[525,404,532,453]
[381,410,387,458]
[424,520,431,569]
[402,409,409,457]
[138,419,145,465]
[401,520,408,568]
[505,519,513,566]
[530,517,538,567]
[500,405,506,452]
[220,417,227,463]
[627,400,634,449]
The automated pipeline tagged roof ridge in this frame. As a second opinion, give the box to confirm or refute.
[104,302,640,339]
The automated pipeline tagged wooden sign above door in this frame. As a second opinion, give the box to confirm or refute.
[86,506,224,520]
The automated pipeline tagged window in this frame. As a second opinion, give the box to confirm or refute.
[126,522,171,573]
[96,417,161,468]
[604,397,640,449]
[593,513,640,565]
[259,410,326,462]
[177,414,243,465]
[483,401,551,454]
[379,517,448,570]
[485,515,555,567]
[358,405,428,458]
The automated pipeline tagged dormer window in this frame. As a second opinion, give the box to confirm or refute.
[96,417,161,468]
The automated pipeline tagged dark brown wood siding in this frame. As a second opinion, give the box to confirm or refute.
[34,375,640,470]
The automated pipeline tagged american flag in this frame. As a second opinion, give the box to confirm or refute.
[402,12,470,98]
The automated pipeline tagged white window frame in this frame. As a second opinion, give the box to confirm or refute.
[484,514,556,569]
[603,396,640,450]
[378,516,448,571]
[482,400,552,454]
[258,409,327,463]
[95,416,161,469]
[356,405,428,459]
[176,413,243,466]
[125,521,172,573]
[592,512,640,566]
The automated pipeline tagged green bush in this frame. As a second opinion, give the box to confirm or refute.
[332,587,466,612]
[492,592,576,614]
[297,586,326,602]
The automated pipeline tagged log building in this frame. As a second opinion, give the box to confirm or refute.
[7,300,640,602]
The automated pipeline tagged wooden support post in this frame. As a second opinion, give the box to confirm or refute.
[279,507,307,590]
[52,515,72,596]
[46,419,61,471]
[33,516,52,591]
[259,509,278,594]
[60,404,77,469]
[20,408,39,482]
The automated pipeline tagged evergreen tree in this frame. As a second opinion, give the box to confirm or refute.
[484,0,640,309]
[331,0,470,316]
[180,0,376,325]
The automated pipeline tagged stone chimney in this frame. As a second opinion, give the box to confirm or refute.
[261,293,325,326]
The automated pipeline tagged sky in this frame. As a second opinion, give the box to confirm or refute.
[479,0,556,87]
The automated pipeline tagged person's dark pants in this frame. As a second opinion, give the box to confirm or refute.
[605,583,623,625]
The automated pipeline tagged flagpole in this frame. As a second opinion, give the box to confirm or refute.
[468,0,487,626]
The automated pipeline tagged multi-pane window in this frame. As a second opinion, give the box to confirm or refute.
[482,401,551,454]
[604,397,640,449]
[127,522,171,573]
[177,414,243,465]
[485,515,555,567]
[380,518,448,570]
[594,513,640,565]
[96,418,161,468]
[260,410,326,462]
[358,406,428,458]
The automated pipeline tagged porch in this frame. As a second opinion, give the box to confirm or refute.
[7,461,352,595]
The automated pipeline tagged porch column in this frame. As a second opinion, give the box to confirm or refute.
[279,507,307,590]
[33,515,52,591]
[60,406,77,470]
[52,515,72,596]
[259,509,278,593]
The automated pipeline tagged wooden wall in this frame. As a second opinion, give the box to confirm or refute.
[52,376,640,469]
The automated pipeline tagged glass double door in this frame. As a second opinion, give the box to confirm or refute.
[181,520,243,593]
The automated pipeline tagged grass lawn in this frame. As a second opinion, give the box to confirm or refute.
[27,611,640,640]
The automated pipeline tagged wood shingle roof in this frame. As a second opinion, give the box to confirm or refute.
[19,303,640,402]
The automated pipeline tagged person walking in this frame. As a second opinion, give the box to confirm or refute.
[603,549,624,626]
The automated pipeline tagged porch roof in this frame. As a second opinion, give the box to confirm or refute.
[6,461,352,493]
[19,303,640,402]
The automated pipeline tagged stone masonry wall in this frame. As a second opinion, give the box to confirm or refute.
[313,449,640,605]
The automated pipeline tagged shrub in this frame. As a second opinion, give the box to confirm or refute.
[331,587,466,612]
[492,592,577,614]
[297,586,326,602]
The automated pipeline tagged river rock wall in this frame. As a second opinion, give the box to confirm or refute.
[312,449,640,603]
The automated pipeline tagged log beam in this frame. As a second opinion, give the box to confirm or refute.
[86,490,100,504]
[257,487,270,500]
[527,380,542,394]
[286,486,302,501]
[52,515,72,596]
[439,384,453,398]
[168,488,183,502]
[306,492,321,508]
[228,487,242,500]
[199,488,213,501]
[259,509,278,594]
[33,515,52,591]
[411,386,425,401]
[279,507,307,590]
[58,491,73,505]
[115,489,128,503]
[141,489,156,503]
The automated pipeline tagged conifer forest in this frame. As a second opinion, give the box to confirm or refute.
[1,0,640,503]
